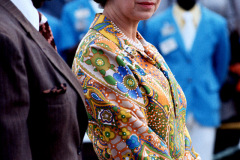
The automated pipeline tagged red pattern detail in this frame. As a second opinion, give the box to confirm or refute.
[230,63,240,92]
[38,12,57,51]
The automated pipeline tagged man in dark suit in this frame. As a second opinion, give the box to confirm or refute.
[0,0,88,159]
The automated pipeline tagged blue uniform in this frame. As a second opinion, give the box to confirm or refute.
[142,5,230,127]
[59,0,97,52]
[40,0,72,19]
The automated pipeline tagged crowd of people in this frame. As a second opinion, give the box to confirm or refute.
[0,0,239,160]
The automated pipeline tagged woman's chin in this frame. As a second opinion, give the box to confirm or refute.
[137,13,154,21]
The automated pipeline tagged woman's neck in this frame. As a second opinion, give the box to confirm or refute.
[103,6,139,42]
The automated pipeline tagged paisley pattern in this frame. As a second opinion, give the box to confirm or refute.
[73,14,200,160]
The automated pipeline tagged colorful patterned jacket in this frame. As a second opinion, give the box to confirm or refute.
[72,14,200,160]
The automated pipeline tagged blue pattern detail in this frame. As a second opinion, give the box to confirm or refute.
[117,82,128,93]
[129,90,137,99]
[126,135,140,149]
[124,56,132,64]
[91,92,103,101]
[113,66,142,99]
[83,89,88,93]
[136,68,146,76]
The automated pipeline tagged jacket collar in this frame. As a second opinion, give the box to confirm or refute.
[90,13,151,51]
[0,0,85,102]
[90,13,125,49]
[90,14,174,70]
[90,14,161,64]
[90,14,180,116]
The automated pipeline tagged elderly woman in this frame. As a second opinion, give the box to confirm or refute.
[72,0,200,159]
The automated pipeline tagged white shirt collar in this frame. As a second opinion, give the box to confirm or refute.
[89,0,103,13]
[11,0,40,31]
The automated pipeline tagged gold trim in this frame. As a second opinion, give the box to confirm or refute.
[220,122,240,130]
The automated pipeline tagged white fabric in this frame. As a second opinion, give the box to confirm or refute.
[40,14,48,25]
[11,0,39,31]
[181,12,196,51]
[83,133,91,143]
[187,114,216,160]
[90,0,103,13]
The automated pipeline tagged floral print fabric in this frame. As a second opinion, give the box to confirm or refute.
[72,14,200,160]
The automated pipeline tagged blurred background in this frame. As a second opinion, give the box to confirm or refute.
[39,0,240,159]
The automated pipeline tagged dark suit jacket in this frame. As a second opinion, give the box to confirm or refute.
[0,0,88,159]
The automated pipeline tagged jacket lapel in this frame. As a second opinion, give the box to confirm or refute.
[143,44,180,118]
[189,5,205,56]
[90,14,124,49]
[0,0,85,101]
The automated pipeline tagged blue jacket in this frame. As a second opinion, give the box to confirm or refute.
[141,5,230,126]
[59,0,97,52]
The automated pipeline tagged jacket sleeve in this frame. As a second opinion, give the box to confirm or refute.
[213,18,231,85]
[0,33,32,159]
[72,39,201,159]
[73,43,175,159]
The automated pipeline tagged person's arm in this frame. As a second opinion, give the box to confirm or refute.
[0,33,32,159]
[73,46,172,159]
[73,35,199,159]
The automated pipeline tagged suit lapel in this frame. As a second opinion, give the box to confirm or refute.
[0,0,85,101]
